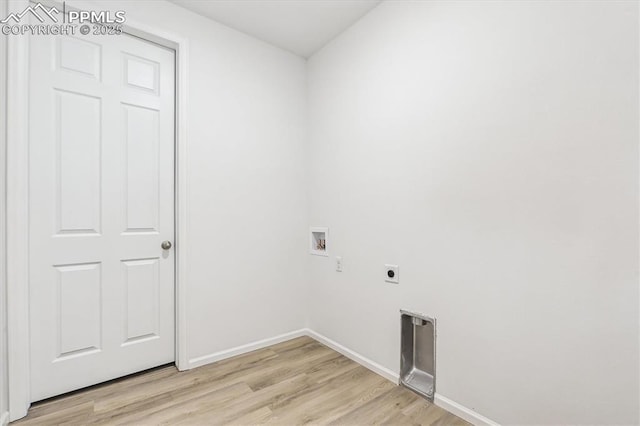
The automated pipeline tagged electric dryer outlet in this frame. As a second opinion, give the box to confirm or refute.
[385,264,399,284]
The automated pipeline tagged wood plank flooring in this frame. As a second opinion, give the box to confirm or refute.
[12,336,468,425]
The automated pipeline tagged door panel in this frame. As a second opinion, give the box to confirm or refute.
[56,36,101,79]
[55,90,102,235]
[122,257,160,344]
[29,31,175,401]
[55,262,102,359]
[122,103,160,232]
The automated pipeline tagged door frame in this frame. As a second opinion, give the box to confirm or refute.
[6,0,190,420]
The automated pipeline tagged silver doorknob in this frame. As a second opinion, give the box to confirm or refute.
[161,240,172,250]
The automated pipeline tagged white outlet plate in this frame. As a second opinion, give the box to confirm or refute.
[385,264,399,284]
[336,256,342,272]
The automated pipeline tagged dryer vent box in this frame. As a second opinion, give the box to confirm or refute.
[400,310,436,401]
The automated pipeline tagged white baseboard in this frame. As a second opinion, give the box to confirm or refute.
[1,411,9,426]
[434,394,500,426]
[304,329,400,384]
[187,329,307,369]
[185,328,499,426]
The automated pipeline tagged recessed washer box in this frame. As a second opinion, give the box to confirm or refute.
[310,227,328,256]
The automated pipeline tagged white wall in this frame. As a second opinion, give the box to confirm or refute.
[3,1,639,424]
[89,0,309,365]
[0,0,8,421]
[307,1,639,424]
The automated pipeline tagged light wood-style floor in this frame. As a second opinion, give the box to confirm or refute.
[13,336,468,425]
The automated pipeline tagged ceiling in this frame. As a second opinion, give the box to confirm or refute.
[167,0,383,57]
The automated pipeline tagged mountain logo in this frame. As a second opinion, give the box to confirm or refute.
[1,3,60,24]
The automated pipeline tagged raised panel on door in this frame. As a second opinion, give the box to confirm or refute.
[56,37,101,80]
[54,262,102,360]
[54,90,102,236]
[123,54,159,94]
[122,104,160,234]
[122,258,160,345]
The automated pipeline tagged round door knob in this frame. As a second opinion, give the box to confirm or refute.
[161,240,172,250]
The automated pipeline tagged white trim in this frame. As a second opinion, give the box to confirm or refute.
[173,30,190,373]
[305,329,399,384]
[6,1,191,418]
[0,0,9,421]
[6,0,31,421]
[434,394,500,426]
[188,330,308,369]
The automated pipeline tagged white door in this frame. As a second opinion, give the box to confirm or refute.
[28,30,176,401]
